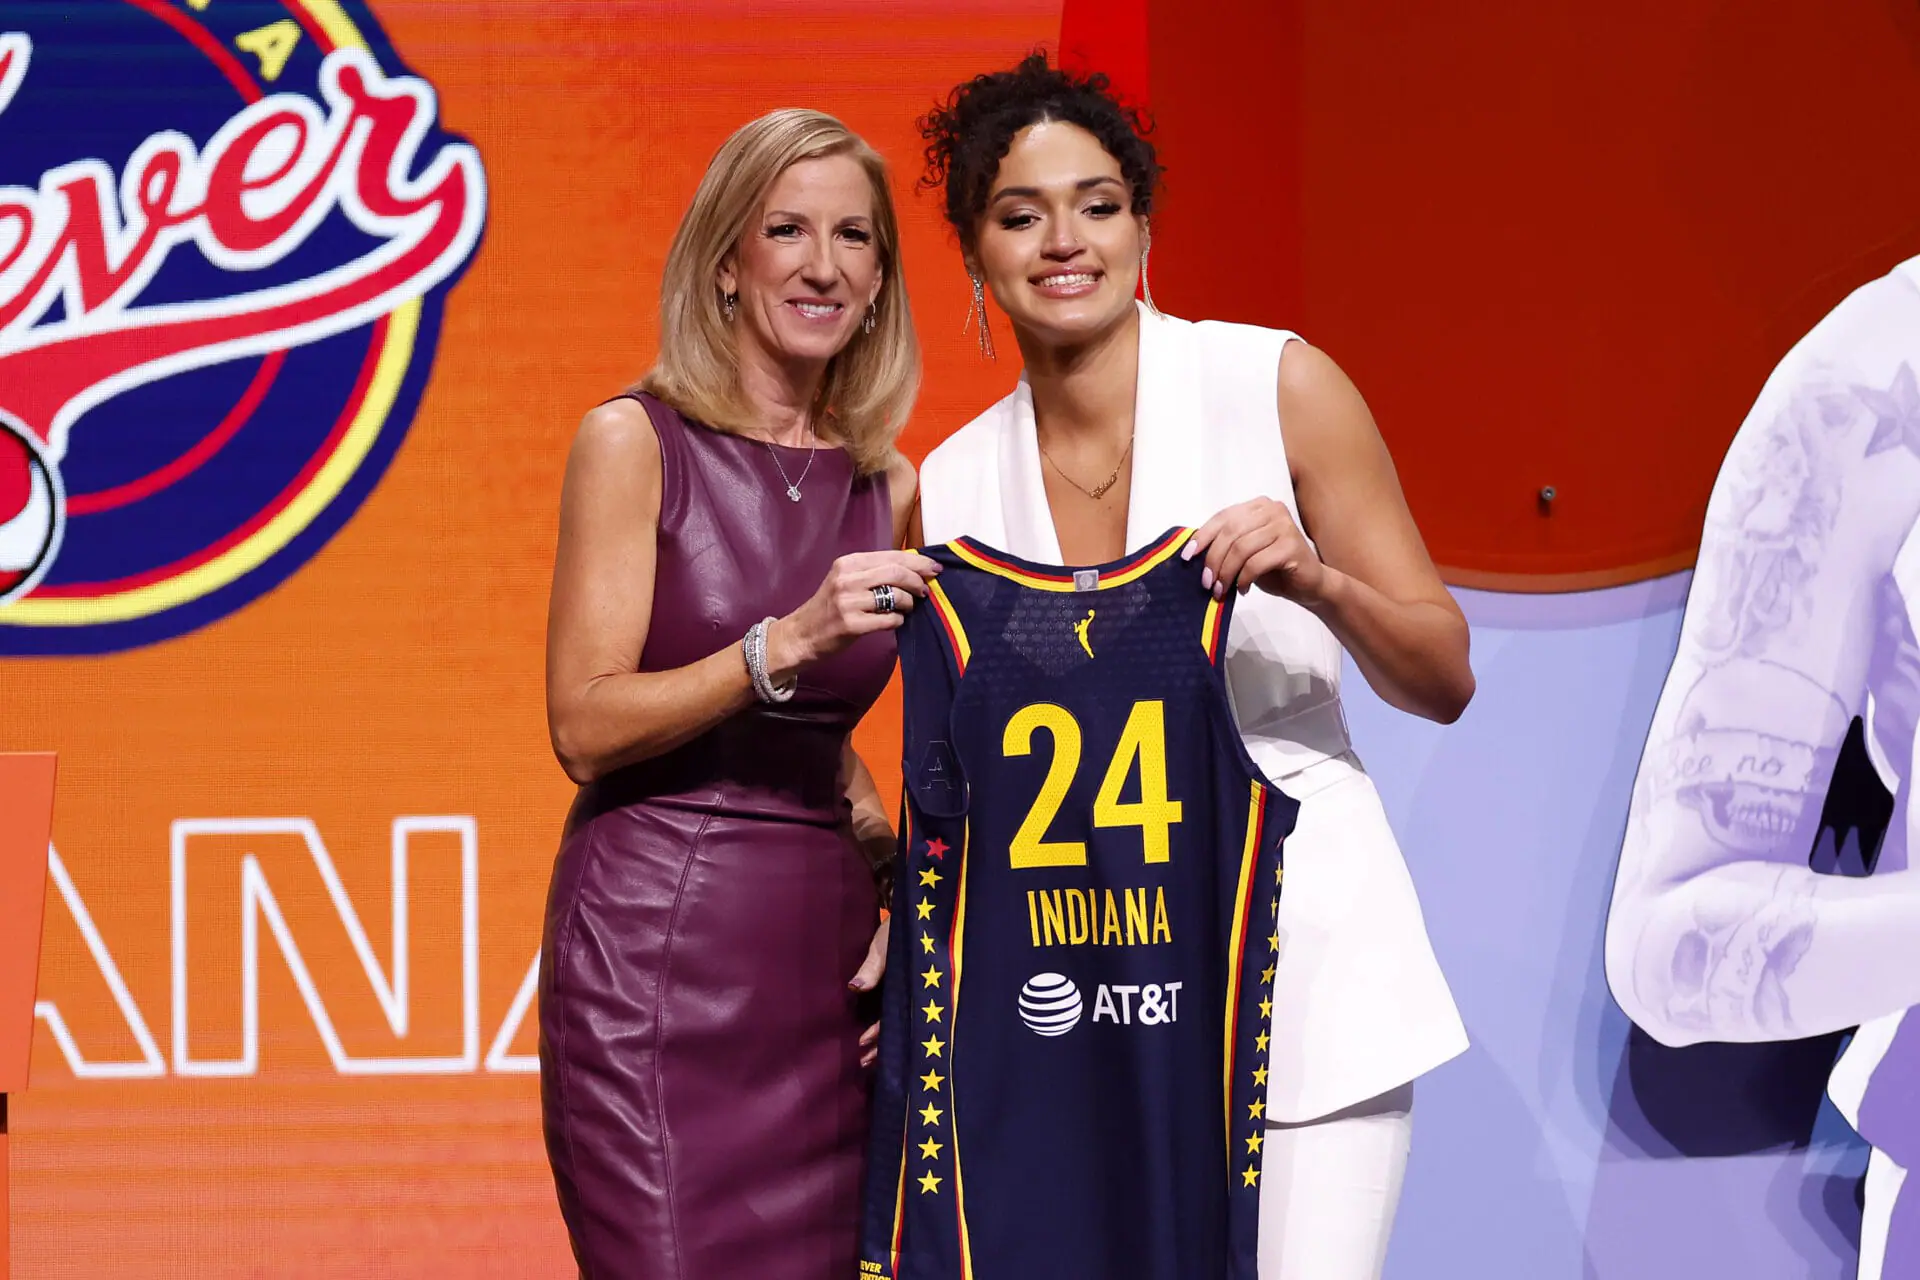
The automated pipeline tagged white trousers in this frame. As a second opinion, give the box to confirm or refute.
[1257,1083,1414,1280]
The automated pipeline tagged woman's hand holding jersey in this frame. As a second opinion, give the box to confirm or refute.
[1183,496,1326,603]
[766,549,942,678]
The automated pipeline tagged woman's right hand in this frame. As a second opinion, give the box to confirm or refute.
[767,550,941,676]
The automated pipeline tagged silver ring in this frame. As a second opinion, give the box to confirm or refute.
[871,585,897,615]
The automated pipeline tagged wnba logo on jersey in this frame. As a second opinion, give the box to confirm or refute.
[0,4,484,653]
[1073,608,1096,657]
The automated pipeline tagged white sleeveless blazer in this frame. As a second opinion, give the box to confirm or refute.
[919,303,1468,1123]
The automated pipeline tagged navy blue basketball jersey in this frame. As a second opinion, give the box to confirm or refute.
[860,527,1298,1280]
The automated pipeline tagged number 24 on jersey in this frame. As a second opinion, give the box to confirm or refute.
[1001,699,1184,870]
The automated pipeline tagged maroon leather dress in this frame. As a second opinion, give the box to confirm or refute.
[539,393,896,1279]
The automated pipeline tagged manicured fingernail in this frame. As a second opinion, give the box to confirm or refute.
[1213,582,1226,600]
[1201,568,1214,590]
[1180,542,1196,560]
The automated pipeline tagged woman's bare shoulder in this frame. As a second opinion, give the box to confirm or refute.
[571,395,662,469]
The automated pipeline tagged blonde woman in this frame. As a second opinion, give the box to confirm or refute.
[540,110,932,1279]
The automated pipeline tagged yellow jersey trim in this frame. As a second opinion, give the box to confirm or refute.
[946,528,1193,594]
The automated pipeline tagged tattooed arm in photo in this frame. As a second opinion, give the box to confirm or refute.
[1605,296,1920,1047]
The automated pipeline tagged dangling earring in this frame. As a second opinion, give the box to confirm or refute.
[723,291,737,322]
[863,300,877,335]
[964,273,996,361]
[1140,224,1162,317]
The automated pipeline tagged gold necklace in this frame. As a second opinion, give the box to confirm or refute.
[1039,431,1135,501]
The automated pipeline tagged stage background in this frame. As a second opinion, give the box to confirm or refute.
[5,0,1915,1274]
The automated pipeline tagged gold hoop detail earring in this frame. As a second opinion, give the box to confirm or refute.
[1140,225,1162,317]
[965,274,996,361]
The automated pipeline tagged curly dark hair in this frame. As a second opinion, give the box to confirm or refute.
[918,51,1162,251]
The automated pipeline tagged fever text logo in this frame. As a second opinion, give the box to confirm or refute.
[0,2,485,652]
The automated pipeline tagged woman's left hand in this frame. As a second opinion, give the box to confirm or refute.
[1184,497,1329,606]
[850,914,888,1067]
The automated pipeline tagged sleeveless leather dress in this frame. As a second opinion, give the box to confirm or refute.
[539,393,896,1279]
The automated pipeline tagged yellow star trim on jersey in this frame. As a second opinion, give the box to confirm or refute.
[1242,1167,1260,1188]
[919,867,942,888]
[923,1001,945,1022]
[920,1070,945,1092]
[1253,1065,1269,1087]
[1248,1099,1265,1121]
[919,1137,944,1160]
[920,933,936,954]
[922,1035,946,1057]
[919,1171,942,1194]
[1259,997,1273,1020]
[915,900,935,921]
[1260,963,1276,984]
[1246,1132,1264,1155]
[1268,929,1281,951]
[922,968,943,988]
[919,1103,943,1125]
[1275,864,1284,884]
[1255,1031,1270,1053]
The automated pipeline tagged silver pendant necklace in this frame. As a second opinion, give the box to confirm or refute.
[763,420,819,502]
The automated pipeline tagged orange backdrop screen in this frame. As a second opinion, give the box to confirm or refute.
[0,2,1051,1274]
[7,0,1919,1274]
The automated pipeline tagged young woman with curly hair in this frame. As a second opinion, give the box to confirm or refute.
[907,52,1474,1279]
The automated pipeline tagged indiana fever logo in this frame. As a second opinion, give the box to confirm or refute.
[0,2,484,653]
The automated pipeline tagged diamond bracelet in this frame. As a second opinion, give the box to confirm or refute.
[743,617,797,704]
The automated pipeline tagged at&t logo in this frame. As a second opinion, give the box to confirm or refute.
[1019,973,1084,1036]
[0,3,485,653]
[1018,973,1185,1035]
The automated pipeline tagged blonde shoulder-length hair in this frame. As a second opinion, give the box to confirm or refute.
[638,109,920,476]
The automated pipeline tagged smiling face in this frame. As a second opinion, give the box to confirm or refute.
[720,153,884,375]
[969,120,1145,352]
